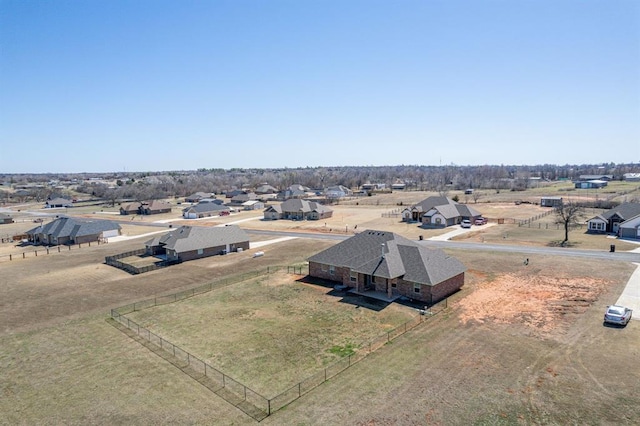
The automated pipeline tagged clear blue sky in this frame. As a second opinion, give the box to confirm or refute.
[1,0,639,173]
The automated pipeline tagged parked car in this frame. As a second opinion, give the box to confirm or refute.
[475,217,488,225]
[603,305,632,326]
[460,219,472,228]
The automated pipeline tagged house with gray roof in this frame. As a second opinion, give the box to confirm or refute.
[185,192,212,203]
[587,203,640,235]
[145,225,249,263]
[182,202,230,219]
[325,185,352,199]
[619,214,640,240]
[45,197,73,208]
[0,213,14,224]
[26,216,121,245]
[308,230,465,304]
[264,199,333,221]
[402,196,481,227]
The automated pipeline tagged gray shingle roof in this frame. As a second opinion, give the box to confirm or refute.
[26,217,120,239]
[146,225,249,253]
[601,203,640,221]
[414,196,480,219]
[182,203,230,214]
[308,229,465,285]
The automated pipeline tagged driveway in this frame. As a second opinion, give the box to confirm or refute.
[616,263,640,321]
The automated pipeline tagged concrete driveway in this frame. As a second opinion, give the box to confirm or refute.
[616,260,640,321]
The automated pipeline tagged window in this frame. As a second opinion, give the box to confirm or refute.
[391,283,397,288]
[350,270,357,282]
[197,248,204,255]
[435,218,442,225]
[413,283,421,293]
[371,275,377,283]
[329,265,335,275]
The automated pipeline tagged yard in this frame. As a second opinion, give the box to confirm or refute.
[126,271,418,396]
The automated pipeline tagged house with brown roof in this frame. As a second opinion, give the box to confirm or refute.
[119,202,141,215]
[145,225,250,262]
[308,230,465,304]
[140,200,172,215]
[264,199,333,221]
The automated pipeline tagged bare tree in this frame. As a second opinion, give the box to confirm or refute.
[471,191,483,204]
[554,201,586,246]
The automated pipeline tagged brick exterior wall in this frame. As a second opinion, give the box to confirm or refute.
[309,262,464,304]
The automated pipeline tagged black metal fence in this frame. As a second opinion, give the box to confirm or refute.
[0,240,107,263]
[109,267,448,420]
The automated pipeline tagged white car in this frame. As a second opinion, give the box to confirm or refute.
[604,305,632,326]
[460,220,472,228]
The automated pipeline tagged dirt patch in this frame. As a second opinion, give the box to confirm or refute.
[455,272,608,338]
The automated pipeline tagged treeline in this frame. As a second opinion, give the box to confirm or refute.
[1,163,638,204]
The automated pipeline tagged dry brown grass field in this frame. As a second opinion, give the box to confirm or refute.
[1,185,640,424]
[127,271,418,396]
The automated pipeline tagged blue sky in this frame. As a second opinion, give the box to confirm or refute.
[1,0,639,173]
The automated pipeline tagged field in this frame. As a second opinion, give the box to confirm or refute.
[1,187,640,424]
[126,271,418,396]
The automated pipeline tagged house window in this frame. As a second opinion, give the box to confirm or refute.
[371,275,377,283]
[350,270,357,282]
[413,283,421,293]
[329,265,335,275]
[391,282,397,288]
[197,248,204,255]
[435,218,442,225]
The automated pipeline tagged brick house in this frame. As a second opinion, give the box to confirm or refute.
[264,199,333,221]
[308,229,465,304]
[26,216,121,245]
[401,196,481,228]
[145,225,250,263]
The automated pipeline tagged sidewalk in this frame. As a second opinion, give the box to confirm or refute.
[616,263,640,321]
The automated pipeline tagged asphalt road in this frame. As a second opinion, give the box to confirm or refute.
[246,228,640,263]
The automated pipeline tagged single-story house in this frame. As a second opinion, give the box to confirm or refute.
[575,180,608,189]
[264,199,333,221]
[26,216,121,245]
[308,229,466,304]
[587,203,640,235]
[140,200,172,215]
[277,184,312,200]
[391,181,406,191]
[45,197,73,208]
[0,213,14,224]
[361,183,385,191]
[182,202,231,219]
[241,200,265,210]
[325,185,352,199]
[619,214,640,240]
[255,184,278,194]
[402,196,481,227]
[579,174,613,181]
[623,173,640,182]
[541,196,563,207]
[185,192,212,203]
[120,202,141,215]
[145,225,250,263]
[228,192,258,206]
